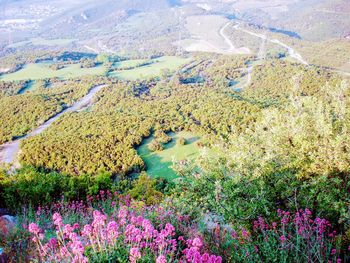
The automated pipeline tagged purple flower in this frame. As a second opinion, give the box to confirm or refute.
[241,229,250,240]
[81,224,93,236]
[48,238,58,248]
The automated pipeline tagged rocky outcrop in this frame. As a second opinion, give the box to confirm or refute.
[0,215,16,236]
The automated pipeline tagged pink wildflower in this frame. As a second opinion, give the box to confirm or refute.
[279,235,286,244]
[192,237,203,248]
[129,247,141,263]
[81,224,93,237]
[28,223,41,235]
[52,213,63,227]
[156,255,167,263]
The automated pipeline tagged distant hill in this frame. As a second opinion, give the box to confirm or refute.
[1,0,349,60]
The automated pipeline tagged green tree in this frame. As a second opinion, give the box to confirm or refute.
[128,173,163,205]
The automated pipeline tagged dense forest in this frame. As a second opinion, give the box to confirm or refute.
[19,77,259,175]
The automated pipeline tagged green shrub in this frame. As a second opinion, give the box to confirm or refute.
[177,137,186,145]
[154,130,172,144]
[128,172,164,205]
[170,159,350,233]
[0,167,117,211]
[148,140,164,152]
[1,166,68,210]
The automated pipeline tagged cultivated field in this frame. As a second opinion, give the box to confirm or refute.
[0,63,106,81]
[109,56,191,80]
[8,38,76,48]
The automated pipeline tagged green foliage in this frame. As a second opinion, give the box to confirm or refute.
[148,139,164,152]
[1,167,68,210]
[0,166,171,211]
[128,172,163,205]
[177,137,186,145]
[63,171,114,200]
[80,58,96,68]
[19,78,258,176]
[230,81,350,178]
[171,157,350,232]
[170,160,275,223]
[0,80,28,97]
[154,130,172,144]
[0,167,117,211]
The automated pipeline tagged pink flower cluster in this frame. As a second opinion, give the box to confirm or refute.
[183,238,222,263]
[226,209,343,262]
[28,206,222,262]
[29,212,88,263]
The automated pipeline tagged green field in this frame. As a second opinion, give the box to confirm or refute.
[0,63,106,81]
[109,56,192,80]
[137,131,205,180]
[8,38,76,48]
[1,56,191,82]
[112,59,148,69]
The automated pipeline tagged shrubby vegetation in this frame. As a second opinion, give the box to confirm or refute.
[1,187,346,262]
[148,140,164,152]
[154,130,172,144]
[177,137,186,145]
[0,166,169,211]
[0,78,97,144]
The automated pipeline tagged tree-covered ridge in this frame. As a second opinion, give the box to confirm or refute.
[0,77,99,144]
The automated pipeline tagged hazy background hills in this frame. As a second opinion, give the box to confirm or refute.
[0,0,349,70]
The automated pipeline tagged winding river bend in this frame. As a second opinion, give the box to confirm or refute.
[0,84,106,166]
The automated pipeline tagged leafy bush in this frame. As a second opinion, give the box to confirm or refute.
[148,140,164,152]
[229,82,350,179]
[154,130,172,144]
[170,160,350,233]
[127,173,163,205]
[0,167,121,211]
[1,167,68,210]
[177,137,186,145]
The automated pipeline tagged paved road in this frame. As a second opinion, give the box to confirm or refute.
[232,23,309,65]
[219,22,251,54]
[0,84,106,166]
